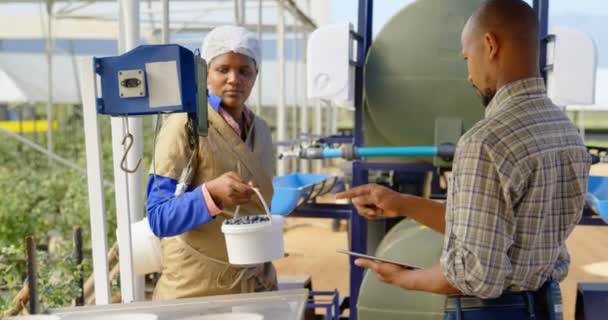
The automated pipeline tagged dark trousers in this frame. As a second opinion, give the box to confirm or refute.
[444,279,562,320]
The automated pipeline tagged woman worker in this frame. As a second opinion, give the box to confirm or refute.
[146,25,276,300]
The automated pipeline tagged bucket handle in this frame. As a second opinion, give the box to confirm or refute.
[234,187,272,224]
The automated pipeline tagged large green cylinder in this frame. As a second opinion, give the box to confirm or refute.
[363,0,485,163]
[358,219,445,320]
[358,0,485,318]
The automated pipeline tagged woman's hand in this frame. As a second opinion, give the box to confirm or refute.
[206,172,254,207]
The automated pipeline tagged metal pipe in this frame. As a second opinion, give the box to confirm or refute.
[113,0,143,303]
[161,0,169,43]
[256,0,262,115]
[295,146,443,160]
[356,146,438,158]
[291,17,298,171]
[153,0,169,130]
[235,0,246,25]
[124,0,145,301]
[351,1,374,318]
[276,0,287,176]
[26,236,38,315]
[299,24,309,173]
[239,0,246,25]
[79,57,111,305]
[533,0,549,81]
[313,99,322,173]
[273,0,316,30]
[46,0,54,165]
[73,227,85,306]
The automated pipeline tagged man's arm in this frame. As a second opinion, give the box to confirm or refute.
[354,259,461,295]
[395,194,446,233]
[440,139,514,299]
[336,185,446,234]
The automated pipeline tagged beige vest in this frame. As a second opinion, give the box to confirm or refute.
[151,106,276,300]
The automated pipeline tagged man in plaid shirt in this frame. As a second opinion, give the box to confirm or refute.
[337,0,590,318]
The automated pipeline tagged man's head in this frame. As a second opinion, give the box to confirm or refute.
[461,0,540,106]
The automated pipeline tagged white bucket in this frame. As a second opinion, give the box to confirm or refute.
[221,188,285,265]
[128,218,162,275]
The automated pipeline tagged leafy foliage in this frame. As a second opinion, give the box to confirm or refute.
[0,106,146,313]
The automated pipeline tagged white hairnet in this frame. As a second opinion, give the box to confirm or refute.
[201,25,261,68]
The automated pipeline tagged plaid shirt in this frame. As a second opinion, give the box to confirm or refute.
[440,77,591,298]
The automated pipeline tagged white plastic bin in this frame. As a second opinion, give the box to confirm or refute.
[221,189,285,265]
[129,218,162,275]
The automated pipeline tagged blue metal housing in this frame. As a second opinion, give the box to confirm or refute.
[95,44,198,116]
[586,176,608,223]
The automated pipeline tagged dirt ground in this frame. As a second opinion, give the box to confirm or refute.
[274,164,608,320]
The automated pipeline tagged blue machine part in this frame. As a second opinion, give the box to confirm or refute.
[271,173,343,216]
[586,176,608,223]
[95,44,199,116]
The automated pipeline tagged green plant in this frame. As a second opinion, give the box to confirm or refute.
[38,241,90,310]
[0,245,26,312]
[0,104,159,312]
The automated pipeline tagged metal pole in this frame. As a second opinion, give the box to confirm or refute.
[277,0,287,176]
[45,0,54,165]
[73,227,85,306]
[79,57,111,305]
[26,237,38,315]
[291,17,298,171]
[235,0,245,25]
[326,100,334,136]
[579,110,586,141]
[313,99,322,173]
[256,0,263,115]
[124,0,145,301]
[299,24,309,173]
[234,0,239,24]
[309,0,320,173]
[533,0,549,81]
[161,0,169,43]
[350,0,373,318]
[153,0,170,130]
[113,0,143,303]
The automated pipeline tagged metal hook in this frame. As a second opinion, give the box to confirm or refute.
[120,133,142,173]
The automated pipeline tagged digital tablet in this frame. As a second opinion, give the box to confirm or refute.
[336,249,422,270]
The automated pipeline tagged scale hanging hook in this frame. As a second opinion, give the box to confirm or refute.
[120,132,142,173]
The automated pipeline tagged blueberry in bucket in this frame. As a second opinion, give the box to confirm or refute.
[224,215,271,225]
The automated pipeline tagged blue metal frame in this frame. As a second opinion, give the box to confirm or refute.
[349,2,374,318]
[307,290,342,320]
[534,0,550,81]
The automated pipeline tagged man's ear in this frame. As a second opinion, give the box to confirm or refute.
[484,32,500,61]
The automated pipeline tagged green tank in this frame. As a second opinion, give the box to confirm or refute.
[358,0,485,318]
[363,0,484,165]
[358,219,445,320]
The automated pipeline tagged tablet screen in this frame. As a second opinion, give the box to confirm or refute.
[336,249,422,270]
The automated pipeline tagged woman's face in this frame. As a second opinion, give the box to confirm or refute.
[207,52,257,110]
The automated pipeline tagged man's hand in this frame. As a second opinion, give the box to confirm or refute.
[206,172,254,207]
[335,184,403,219]
[355,258,415,289]
[356,259,462,295]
